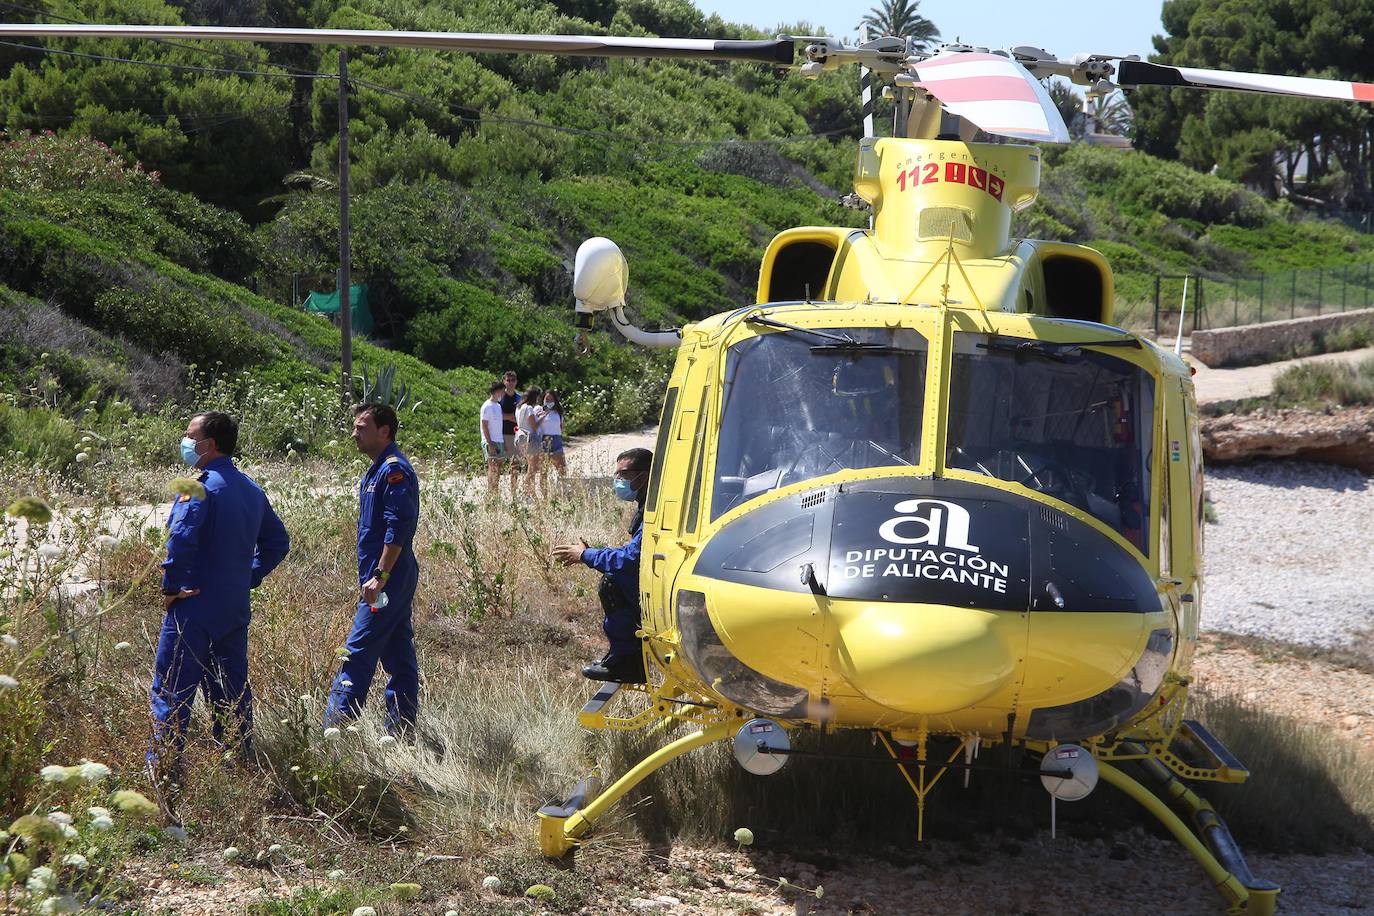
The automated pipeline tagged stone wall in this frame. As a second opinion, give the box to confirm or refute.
[1191,308,1374,367]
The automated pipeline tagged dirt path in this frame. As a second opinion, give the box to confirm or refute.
[1190,345,1374,406]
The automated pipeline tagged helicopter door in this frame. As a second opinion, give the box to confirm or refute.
[652,381,713,634]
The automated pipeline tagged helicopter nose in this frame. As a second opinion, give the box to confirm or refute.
[834,605,1016,715]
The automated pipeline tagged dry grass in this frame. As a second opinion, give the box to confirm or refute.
[4,451,1373,912]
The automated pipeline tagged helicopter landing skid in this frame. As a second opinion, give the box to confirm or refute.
[538,719,735,857]
[1097,758,1279,916]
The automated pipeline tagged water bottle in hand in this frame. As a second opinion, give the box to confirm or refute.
[370,591,389,613]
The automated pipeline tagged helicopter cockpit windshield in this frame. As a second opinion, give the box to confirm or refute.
[712,326,928,518]
[946,333,1155,553]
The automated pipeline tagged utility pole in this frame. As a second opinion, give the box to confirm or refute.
[337,49,353,410]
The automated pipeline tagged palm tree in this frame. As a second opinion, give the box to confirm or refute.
[1091,91,1133,136]
[860,0,940,51]
[1048,80,1084,136]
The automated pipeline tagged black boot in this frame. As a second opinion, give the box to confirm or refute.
[581,653,646,684]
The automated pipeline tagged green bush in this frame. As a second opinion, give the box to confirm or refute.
[0,402,79,471]
[1271,356,1374,408]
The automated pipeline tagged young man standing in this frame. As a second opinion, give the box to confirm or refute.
[499,370,522,498]
[149,411,289,802]
[481,380,507,493]
[325,403,422,733]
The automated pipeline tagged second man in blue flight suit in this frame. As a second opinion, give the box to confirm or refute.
[553,447,653,684]
[325,403,422,733]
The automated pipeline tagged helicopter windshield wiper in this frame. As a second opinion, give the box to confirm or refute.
[808,343,907,355]
[978,334,1141,362]
[745,315,859,346]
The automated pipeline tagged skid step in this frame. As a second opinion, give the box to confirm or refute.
[1182,719,1249,782]
[580,682,621,719]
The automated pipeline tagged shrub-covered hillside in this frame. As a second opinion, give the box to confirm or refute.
[1020,145,1374,312]
[3,0,1374,466]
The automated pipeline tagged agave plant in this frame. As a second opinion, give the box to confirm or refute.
[355,363,421,412]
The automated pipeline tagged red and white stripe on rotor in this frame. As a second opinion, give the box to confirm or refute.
[913,51,1070,144]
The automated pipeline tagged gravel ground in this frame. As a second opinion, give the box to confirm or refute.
[1203,461,1374,647]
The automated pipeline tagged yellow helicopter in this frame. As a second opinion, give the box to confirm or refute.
[5,20,1372,914]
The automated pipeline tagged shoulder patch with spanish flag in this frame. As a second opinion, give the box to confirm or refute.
[387,470,406,485]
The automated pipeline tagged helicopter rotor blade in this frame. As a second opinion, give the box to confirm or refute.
[912,51,1071,144]
[0,23,796,64]
[1116,59,1374,102]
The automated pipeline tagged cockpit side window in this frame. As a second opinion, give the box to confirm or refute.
[711,327,928,520]
[946,334,1154,552]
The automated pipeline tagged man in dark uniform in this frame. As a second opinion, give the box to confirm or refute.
[325,403,421,732]
[149,411,289,789]
[553,447,652,684]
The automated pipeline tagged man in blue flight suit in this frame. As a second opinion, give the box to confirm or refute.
[324,403,422,732]
[553,447,652,684]
[149,411,289,797]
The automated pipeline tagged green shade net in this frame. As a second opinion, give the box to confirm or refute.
[304,283,372,336]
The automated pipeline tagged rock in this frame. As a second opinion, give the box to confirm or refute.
[1202,406,1374,471]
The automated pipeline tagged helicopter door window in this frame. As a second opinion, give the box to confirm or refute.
[946,334,1155,552]
[712,327,928,519]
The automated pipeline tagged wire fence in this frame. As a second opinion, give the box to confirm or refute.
[1150,263,1374,336]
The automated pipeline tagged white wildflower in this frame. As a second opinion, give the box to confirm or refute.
[326,869,346,880]
[47,811,73,826]
[87,807,110,819]
[268,844,283,854]
[39,765,70,783]
[482,875,501,890]
[78,761,111,783]
[289,765,300,773]
[351,909,377,916]
[112,641,132,651]
[58,824,78,841]
[0,675,18,690]
[38,896,79,914]
[2,633,16,650]
[37,544,61,559]
[27,864,55,893]
[345,725,359,733]
[95,535,118,548]
[323,727,341,740]
[61,853,88,870]
[377,735,396,749]
[299,694,311,705]
[74,453,90,464]
[223,846,241,862]
[89,816,114,832]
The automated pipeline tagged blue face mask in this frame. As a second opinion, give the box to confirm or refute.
[613,477,638,502]
[544,401,555,410]
[180,436,201,467]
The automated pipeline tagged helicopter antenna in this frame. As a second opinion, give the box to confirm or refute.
[860,25,876,138]
[1173,276,1190,356]
[860,25,876,230]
